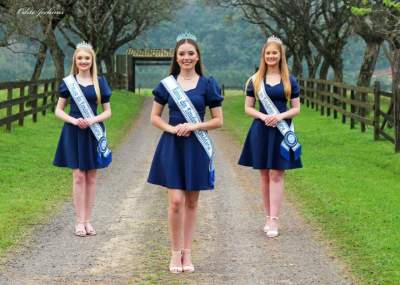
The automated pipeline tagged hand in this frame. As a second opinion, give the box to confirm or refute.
[83,117,96,127]
[175,123,197,137]
[263,114,282,127]
[73,117,89,129]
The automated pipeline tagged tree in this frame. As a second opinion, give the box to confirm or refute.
[59,0,180,80]
[351,0,400,93]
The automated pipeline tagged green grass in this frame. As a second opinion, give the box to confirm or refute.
[222,92,400,285]
[0,90,145,256]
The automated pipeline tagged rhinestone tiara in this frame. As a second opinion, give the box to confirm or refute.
[76,41,93,49]
[267,35,282,44]
[176,32,197,42]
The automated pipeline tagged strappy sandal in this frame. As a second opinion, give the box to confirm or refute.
[182,249,195,273]
[266,216,279,238]
[263,215,270,233]
[169,250,183,274]
[74,223,86,237]
[84,222,97,236]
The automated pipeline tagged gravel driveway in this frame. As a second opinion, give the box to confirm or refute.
[0,98,354,285]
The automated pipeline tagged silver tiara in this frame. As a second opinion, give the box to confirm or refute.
[176,32,197,42]
[76,41,93,49]
[267,35,282,44]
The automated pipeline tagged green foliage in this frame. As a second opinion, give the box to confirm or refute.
[223,93,400,285]
[0,90,145,256]
[351,6,372,16]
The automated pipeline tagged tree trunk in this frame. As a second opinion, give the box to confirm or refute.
[332,59,343,82]
[291,53,303,77]
[319,59,330,80]
[30,43,47,81]
[46,29,65,80]
[357,40,381,87]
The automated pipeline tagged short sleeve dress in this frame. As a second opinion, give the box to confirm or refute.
[147,76,223,191]
[238,75,302,170]
[53,76,112,170]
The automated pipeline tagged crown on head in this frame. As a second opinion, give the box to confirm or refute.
[76,41,93,49]
[176,32,197,42]
[267,35,282,45]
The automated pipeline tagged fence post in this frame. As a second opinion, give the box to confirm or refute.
[373,81,381,141]
[333,85,338,119]
[51,80,56,112]
[395,84,400,152]
[30,83,38,123]
[342,87,347,123]
[360,91,367,132]
[222,84,225,96]
[350,89,355,129]
[6,87,12,132]
[42,82,49,115]
[19,86,25,126]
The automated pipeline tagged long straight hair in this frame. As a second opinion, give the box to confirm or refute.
[169,39,204,76]
[247,41,291,100]
[70,47,101,104]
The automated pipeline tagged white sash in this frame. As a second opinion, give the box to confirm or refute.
[63,75,112,164]
[161,75,215,186]
[255,76,301,160]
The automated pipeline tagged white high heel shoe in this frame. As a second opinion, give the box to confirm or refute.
[263,215,270,233]
[266,216,279,238]
[169,250,183,274]
[182,249,195,273]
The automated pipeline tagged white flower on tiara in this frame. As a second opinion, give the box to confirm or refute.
[76,41,93,49]
[176,32,197,42]
[267,35,282,44]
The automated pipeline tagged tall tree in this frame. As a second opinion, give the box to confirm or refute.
[59,0,180,79]
[351,0,400,94]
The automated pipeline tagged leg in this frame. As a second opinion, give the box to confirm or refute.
[84,170,97,235]
[267,169,285,236]
[260,169,271,231]
[72,169,86,236]
[168,189,185,273]
[182,191,200,272]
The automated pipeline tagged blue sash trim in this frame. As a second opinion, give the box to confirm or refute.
[256,77,302,161]
[63,75,112,168]
[161,75,215,188]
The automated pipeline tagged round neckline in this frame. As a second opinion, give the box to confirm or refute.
[176,74,202,92]
[74,75,94,87]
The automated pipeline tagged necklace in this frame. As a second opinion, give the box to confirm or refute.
[180,74,197,80]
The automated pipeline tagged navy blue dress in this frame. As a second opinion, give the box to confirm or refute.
[238,75,303,170]
[53,76,112,170]
[147,76,223,191]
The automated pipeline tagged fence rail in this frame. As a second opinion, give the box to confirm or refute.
[299,78,399,152]
[0,79,59,132]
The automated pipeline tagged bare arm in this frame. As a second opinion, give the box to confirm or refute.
[85,102,112,126]
[176,106,223,136]
[244,96,301,127]
[150,101,177,134]
[54,98,78,125]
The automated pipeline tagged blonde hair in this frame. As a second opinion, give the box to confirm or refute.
[70,47,101,104]
[246,41,291,100]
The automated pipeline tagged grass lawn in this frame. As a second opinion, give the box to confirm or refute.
[0,90,145,257]
[223,92,400,285]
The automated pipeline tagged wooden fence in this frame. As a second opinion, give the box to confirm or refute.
[0,79,59,132]
[0,73,127,133]
[298,78,400,152]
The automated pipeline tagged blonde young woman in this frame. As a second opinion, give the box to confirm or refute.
[238,36,302,238]
[53,42,112,237]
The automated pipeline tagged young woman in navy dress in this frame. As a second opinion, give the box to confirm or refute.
[238,36,302,238]
[148,33,223,273]
[53,42,112,237]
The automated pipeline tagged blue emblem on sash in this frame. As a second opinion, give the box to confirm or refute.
[63,75,112,168]
[161,75,216,188]
[256,77,302,161]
